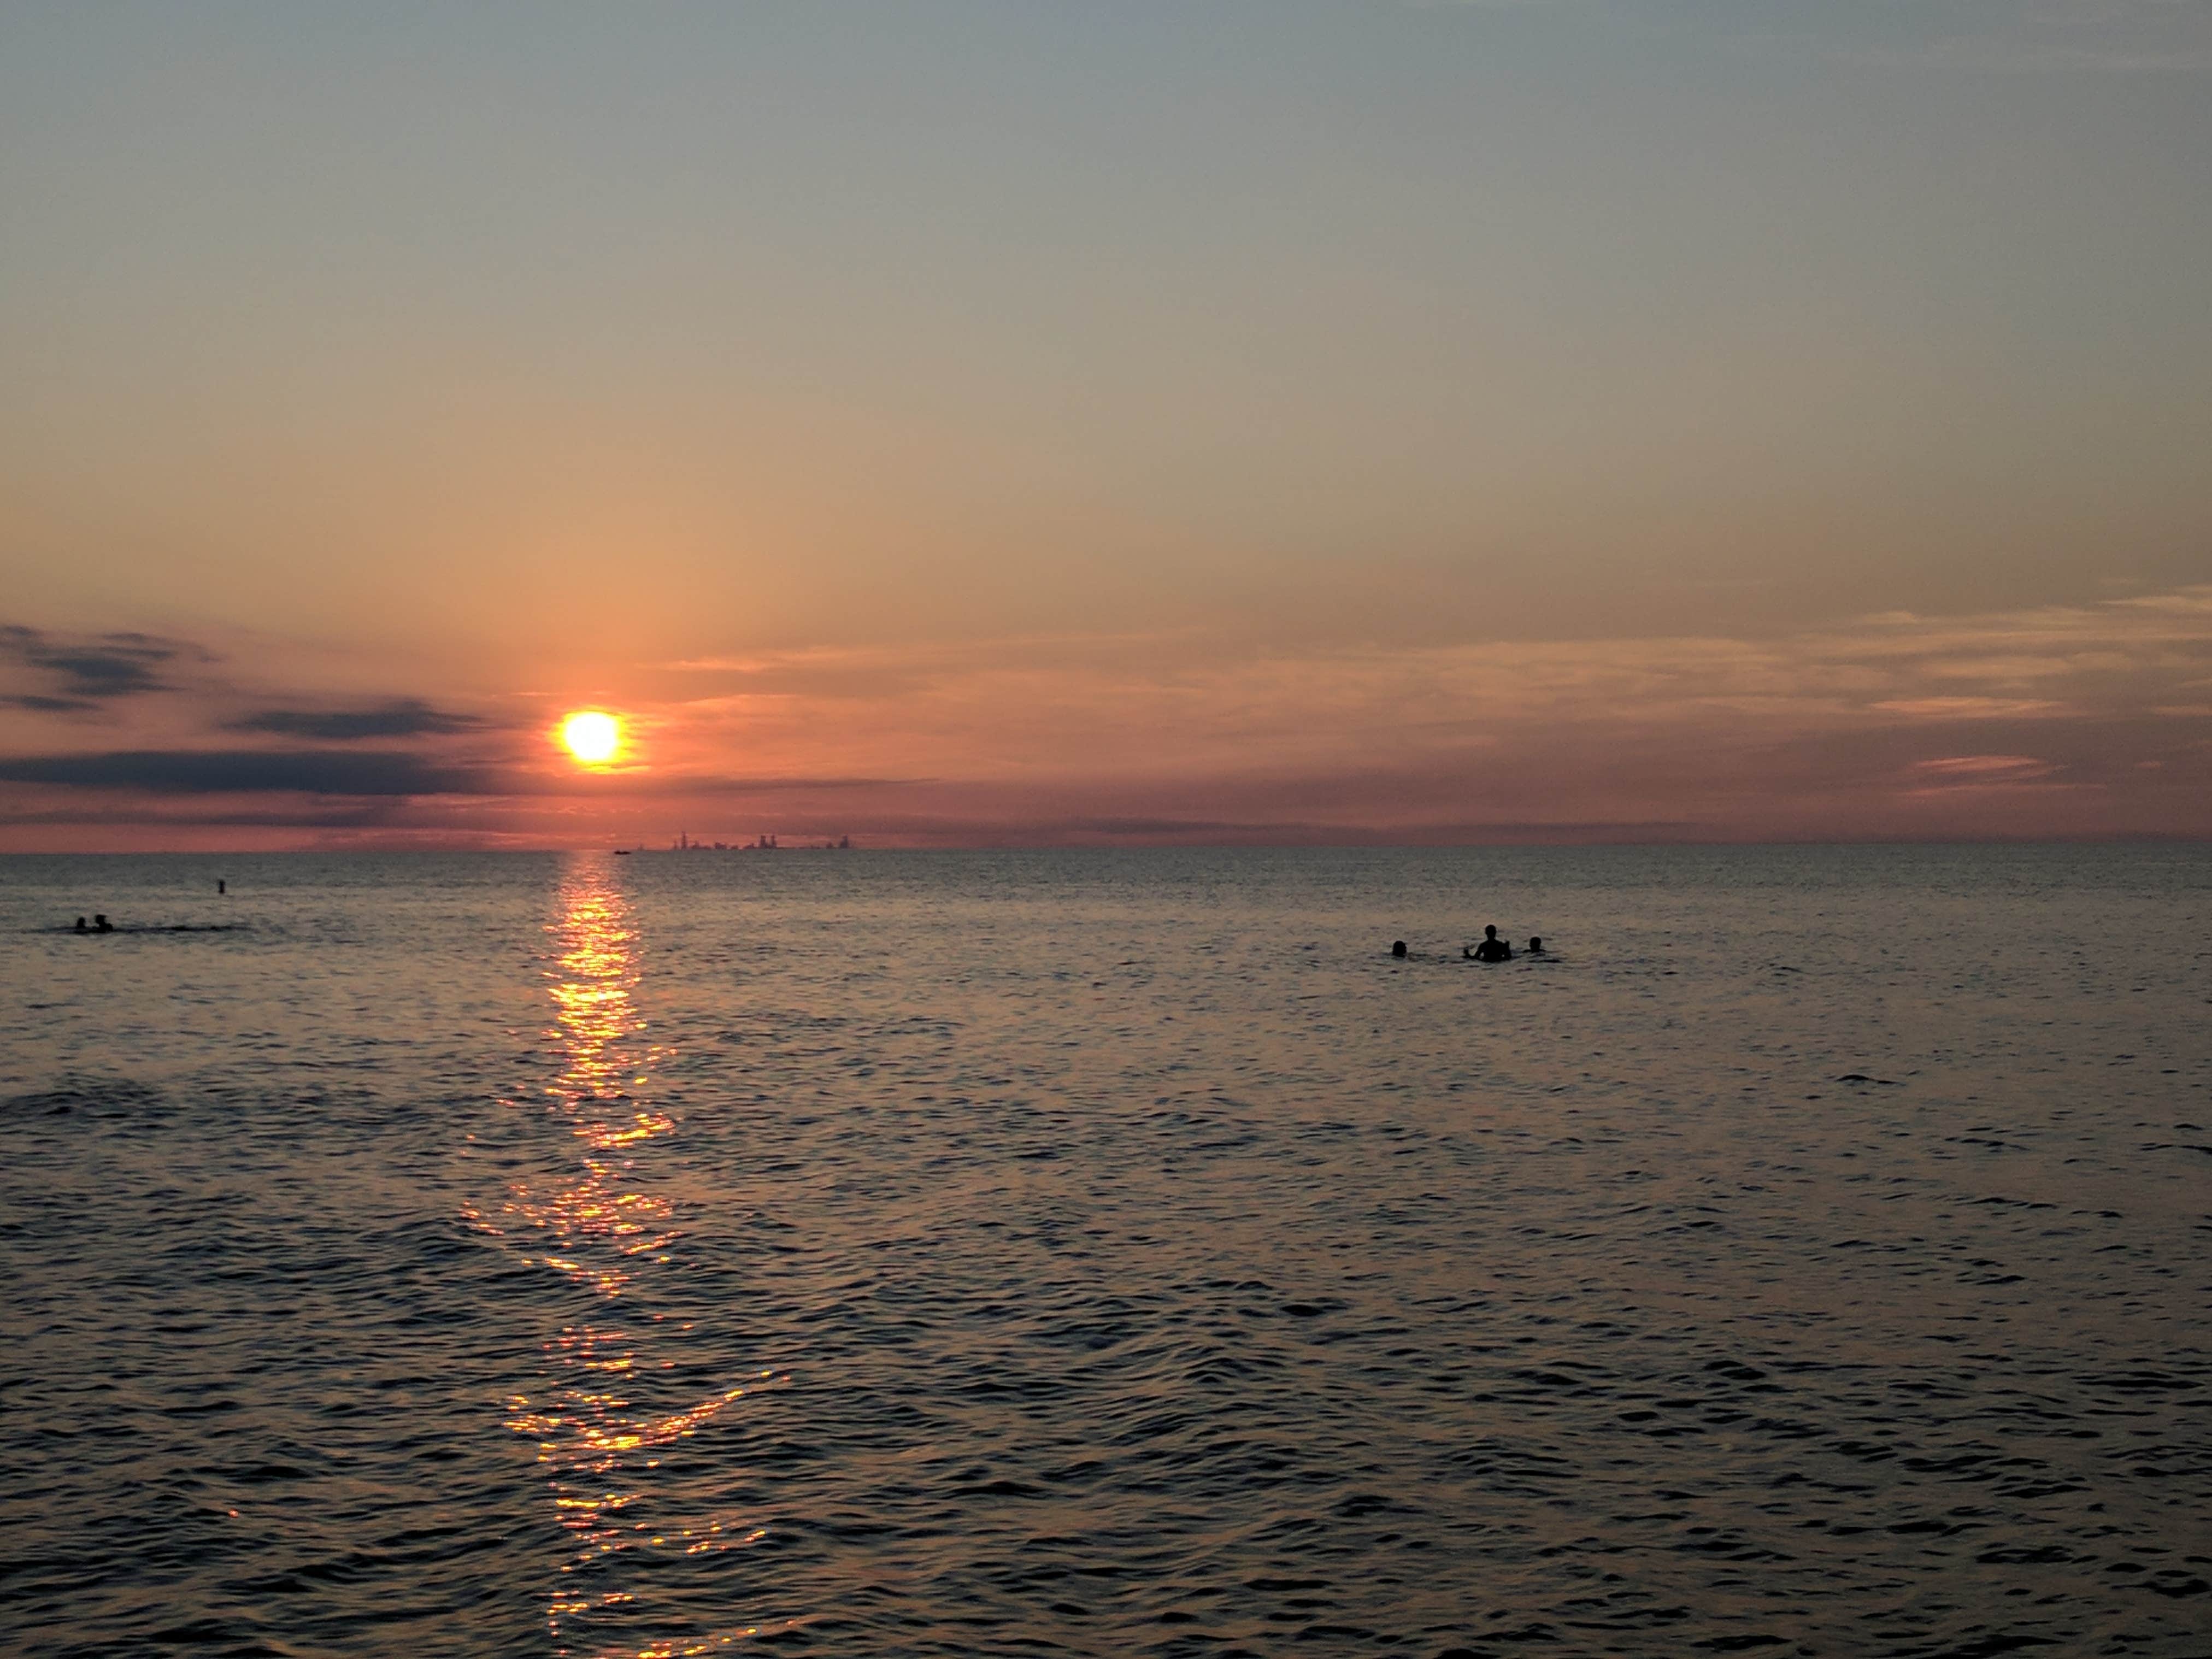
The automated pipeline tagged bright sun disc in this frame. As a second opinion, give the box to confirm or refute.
[561,710,621,764]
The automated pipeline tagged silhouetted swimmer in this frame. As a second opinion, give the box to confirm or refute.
[1391,940,1408,958]
[1527,937,1544,955]
[217,879,226,895]
[1468,925,1511,963]
[74,916,88,933]
[93,913,113,933]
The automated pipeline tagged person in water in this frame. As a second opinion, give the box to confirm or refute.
[1391,940,1408,958]
[1527,937,1544,954]
[94,913,113,932]
[74,916,89,933]
[1468,925,1512,963]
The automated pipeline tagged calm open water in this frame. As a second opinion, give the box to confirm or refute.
[1,846,2207,1658]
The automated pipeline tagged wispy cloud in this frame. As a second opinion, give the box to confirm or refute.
[0,625,208,712]
[605,584,2212,842]
[1902,753,2078,797]
[3,587,2207,844]
[1870,697,2069,720]
[1909,755,2054,778]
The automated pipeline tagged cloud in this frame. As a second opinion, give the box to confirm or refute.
[1908,755,2052,778]
[223,699,483,740]
[0,749,496,796]
[1902,752,2077,798]
[0,798,409,830]
[3,622,498,741]
[0,624,203,709]
[652,585,2210,768]
[601,584,2212,840]
[3,694,98,714]
[6,585,2210,845]
[1870,696,2069,720]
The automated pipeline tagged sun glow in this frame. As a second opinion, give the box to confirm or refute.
[560,710,622,766]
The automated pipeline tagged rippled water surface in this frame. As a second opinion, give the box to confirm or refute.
[3,846,2208,1658]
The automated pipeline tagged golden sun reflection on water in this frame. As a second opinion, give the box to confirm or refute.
[478,858,778,1657]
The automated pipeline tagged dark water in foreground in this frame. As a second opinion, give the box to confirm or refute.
[2,846,2208,1658]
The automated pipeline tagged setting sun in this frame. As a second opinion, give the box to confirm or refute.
[560,710,621,765]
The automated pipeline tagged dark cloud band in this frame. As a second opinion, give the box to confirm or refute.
[0,749,495,796]
[223,699,483,740]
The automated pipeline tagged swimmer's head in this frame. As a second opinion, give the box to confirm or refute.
[1391,939,1408,958]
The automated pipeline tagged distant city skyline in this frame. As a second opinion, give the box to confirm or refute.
[3,1,2207,848]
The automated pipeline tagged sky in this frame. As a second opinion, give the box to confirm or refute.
[2,0,2207,848]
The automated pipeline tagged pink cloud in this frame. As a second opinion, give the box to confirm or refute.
[1908,755,2052,777]
[5,585,2210,846]
[1871,697,2069,720]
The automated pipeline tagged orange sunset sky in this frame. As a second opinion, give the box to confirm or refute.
[2,2,2208,849]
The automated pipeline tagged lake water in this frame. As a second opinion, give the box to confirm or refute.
[2,846,2207,1657]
